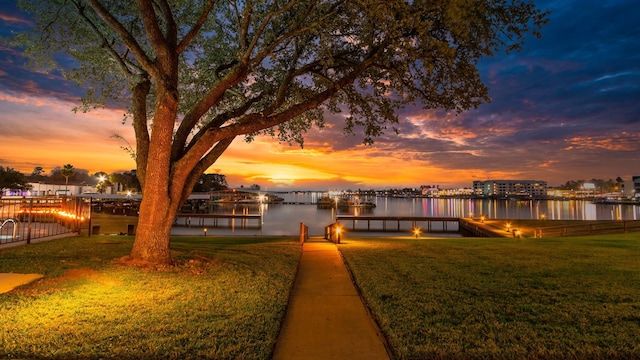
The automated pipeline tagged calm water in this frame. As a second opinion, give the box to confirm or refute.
[170,194,640,237]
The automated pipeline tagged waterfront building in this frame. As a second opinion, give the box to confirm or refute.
[633,176,640,198]
[473,180,547,197]
[23,180,102,196]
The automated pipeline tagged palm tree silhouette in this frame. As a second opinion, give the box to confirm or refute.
[61,164,75,195]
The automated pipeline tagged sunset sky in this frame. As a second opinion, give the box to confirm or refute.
[0,0,638,190]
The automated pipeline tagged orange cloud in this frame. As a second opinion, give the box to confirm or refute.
[565,133,639,151]
[539,160,559,168]
[0,13,32,26]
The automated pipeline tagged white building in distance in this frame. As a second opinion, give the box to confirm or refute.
[473,180,547,198]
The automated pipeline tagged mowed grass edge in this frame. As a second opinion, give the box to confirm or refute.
[339,234,640,359]
[0,235,302,359]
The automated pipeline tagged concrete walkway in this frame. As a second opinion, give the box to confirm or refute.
[272,239,390,360]
[0,273,43,294]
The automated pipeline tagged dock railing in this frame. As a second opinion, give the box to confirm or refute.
[458,218,507,237]
[324,222,341,243]
[174,213,262,229]
[299,222,309,243]
[335,215,460,233]
[534,220,640,238]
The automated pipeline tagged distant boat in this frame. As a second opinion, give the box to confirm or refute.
[317,196,375,209]
[208,189,283,204]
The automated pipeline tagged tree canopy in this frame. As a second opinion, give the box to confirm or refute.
[0,166,31,195]
[12,0,548,264]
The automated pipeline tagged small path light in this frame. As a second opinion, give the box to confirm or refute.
[413,227,421,238]
[506,222,511,232]
[203,228,207,237]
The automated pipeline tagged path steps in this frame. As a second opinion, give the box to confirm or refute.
[273,238,390,360]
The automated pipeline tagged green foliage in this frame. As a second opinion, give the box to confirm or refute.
[60,163,74,179]
[49,164,92,182]
[559,178,622,192]
[109,170,141,192]
[30,166,45,179]
[0,166,30,193]
[12,0,548,146]
[193,173,228,192]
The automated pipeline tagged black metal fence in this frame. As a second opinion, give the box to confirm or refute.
[0,196,90,246]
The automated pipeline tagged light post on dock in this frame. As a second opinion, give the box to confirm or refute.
[258,194,265,225]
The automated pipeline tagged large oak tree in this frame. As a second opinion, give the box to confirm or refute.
[13,0,547,264]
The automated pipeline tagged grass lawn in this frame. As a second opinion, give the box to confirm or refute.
[0,235,301,359]
[339,233,640,359]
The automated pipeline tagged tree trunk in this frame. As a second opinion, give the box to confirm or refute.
[128,83,179,265]
[129,192,175,265]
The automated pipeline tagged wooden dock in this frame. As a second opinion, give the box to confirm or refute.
[174,213,262,228]
[336,216,461,233]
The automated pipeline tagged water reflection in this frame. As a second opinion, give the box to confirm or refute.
[171,195,640,236]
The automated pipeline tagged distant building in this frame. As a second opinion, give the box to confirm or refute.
[420,185,439,196]
[633,176,640,198]
[473,180,547,197]
[26,180,102,196]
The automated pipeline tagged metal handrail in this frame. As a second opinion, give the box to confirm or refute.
[0,218,20,241]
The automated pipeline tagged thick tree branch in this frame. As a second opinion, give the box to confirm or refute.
[183,93,264,155]
[212,48,382,142]
[177,0,218,54]
[132,77,152,189]
[173,1,344,162]
[68,1,138,77]
[136,0,171,59]
[171,64,248,160]
[247,1,344,68]
[176,137,235,206]
[86,0,159,79]
[243,0,299,62]
[152,0,177,48]
[238,0,252,52]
